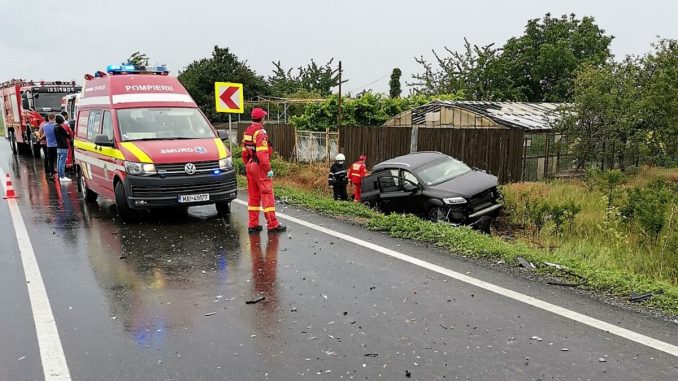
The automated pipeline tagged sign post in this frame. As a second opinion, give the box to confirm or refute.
[214,82,244,154]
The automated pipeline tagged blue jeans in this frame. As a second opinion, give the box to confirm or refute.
[57,148,68,178]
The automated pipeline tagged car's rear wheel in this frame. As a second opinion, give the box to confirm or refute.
[78,169,98,202]
[427,206,448,222]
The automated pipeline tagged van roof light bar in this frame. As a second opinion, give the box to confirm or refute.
[106,64,169,75]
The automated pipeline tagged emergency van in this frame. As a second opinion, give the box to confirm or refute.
[74,65,237,221]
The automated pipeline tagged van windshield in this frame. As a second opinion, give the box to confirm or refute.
[117,108,215,141]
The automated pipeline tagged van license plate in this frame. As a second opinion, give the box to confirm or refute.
[178,194,210,203]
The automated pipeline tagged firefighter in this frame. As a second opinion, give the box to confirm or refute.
[242,107,286,233]
[327,153,348,201]
[348,154,367,202]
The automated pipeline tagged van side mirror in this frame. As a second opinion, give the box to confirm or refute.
[94,134,114,147]
[218,130,228,140]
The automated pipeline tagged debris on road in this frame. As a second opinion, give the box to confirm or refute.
[530,336,543,342]
[598,357,607,363]
[245,296,266,304]
[364,353,378,357]
[561,348,569,352]
[405,370,412,378]
[517,257,535,270]
[204,312,217,317]
[629,289,664,303]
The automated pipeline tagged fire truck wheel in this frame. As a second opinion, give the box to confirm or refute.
[215,201,231,215]
[8,131,17,154]
[78,170,98,202]
[115,181,137,222]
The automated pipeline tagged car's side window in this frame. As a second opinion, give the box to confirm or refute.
[379,170,400,193]
[389,169,400,187]
[402,170,419,185]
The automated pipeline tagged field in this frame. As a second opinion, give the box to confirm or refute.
[260,159,678,314]
[0,117,4,137]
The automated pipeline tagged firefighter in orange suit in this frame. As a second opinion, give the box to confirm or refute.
[242,108,286,233]
[348,154,367,202]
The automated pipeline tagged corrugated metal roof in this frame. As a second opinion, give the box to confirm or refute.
[415,101,565,131]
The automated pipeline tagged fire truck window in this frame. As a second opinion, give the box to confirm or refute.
[101,111,113,140]
[76,111,90,139]
[86,110,102,141]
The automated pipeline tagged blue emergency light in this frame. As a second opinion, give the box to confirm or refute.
[105,64,169,75]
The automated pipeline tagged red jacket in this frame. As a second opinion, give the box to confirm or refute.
[348,160,367,185]
[242,123,273,172]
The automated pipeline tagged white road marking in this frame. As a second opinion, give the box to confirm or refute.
[1,170,72,380]
[235,199,678,357]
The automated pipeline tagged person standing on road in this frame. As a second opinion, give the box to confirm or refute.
[242,107,286,233]
[54,115,72,183]
[348,154,367,202]
[328,153,348,201]
[36,117,50,178]
[39,113,58,181]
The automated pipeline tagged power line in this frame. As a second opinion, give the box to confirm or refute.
[348,73,391,93]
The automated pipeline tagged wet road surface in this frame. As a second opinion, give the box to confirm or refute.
[1,143,677,381]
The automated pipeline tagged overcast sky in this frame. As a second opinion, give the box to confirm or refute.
[0,0,675,96]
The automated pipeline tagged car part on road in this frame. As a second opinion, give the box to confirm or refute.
[516,256,536,270]
[629,289,664,303]
[245,295,266,304]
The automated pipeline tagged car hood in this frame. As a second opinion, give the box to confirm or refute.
[426,170,498,199]
[120,138,228,164]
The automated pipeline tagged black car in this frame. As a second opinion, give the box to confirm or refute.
[360,151,503,227]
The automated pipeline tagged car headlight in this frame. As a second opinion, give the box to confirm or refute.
[125,161,156,176]
[443,197,467,205]
[219,157,233,170]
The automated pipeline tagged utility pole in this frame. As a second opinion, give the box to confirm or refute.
[337,60,342,128]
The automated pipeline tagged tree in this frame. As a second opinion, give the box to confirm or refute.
[499,13,613,102]
[268,59,340,97]
[556,38,678,169]
[389,68,402,98]
[126,51,149,66]
[411,14,613,102]
[177,46,270,122]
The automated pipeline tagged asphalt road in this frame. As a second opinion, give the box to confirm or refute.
[1,142,677,381]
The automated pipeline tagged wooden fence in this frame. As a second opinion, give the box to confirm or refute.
[339,126,413,170]
[233,123,297,161]
[339,126,524,183]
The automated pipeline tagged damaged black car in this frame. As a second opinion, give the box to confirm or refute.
[360,152,503,231]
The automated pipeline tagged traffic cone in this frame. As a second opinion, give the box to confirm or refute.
[4,174,17,199]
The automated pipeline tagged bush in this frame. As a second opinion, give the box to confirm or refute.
[622,179,674,241]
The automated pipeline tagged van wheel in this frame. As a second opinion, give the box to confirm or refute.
[215,201,231,215]
[78,170,98,202]
[115,181,137,222]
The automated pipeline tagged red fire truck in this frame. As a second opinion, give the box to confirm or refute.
[1,79,81,156]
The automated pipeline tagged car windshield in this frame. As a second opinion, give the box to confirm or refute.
[416,156,471,185]
[117,108,215,141]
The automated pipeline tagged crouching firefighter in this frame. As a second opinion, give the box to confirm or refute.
[242,108,287,233]
[328,153,348,201]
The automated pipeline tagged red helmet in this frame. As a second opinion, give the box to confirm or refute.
[251,107,267,119]
[359,154,366,161]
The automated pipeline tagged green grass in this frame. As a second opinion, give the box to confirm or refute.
[270,181,678,315]
[0,118,5,137]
